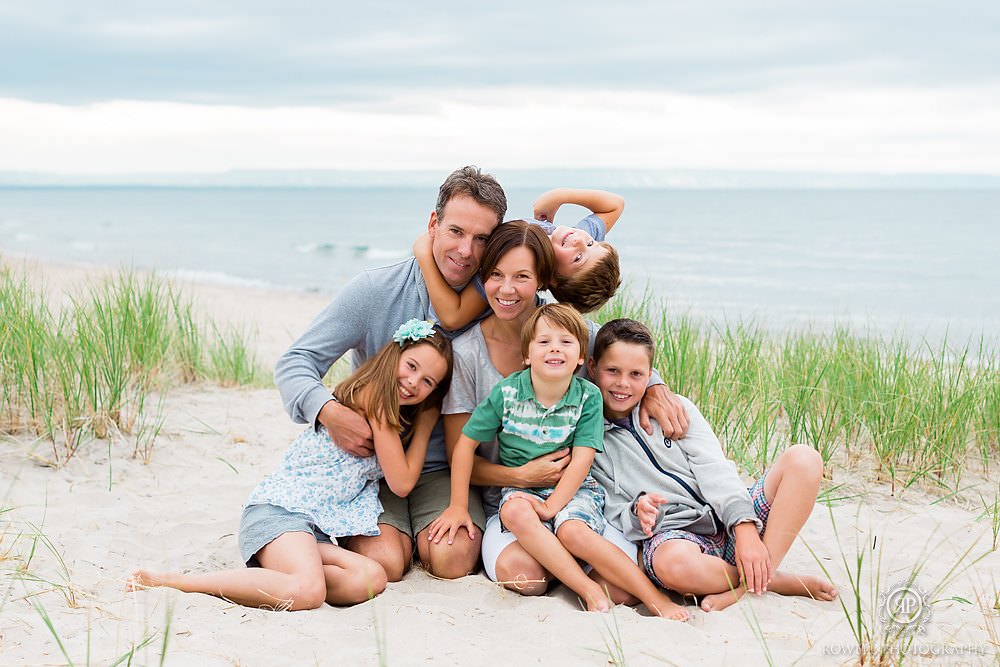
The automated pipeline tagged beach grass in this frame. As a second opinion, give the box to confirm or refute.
[0,263,265,464]
[596,292,1000,491]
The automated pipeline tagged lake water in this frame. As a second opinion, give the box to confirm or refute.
[2,186,997,344]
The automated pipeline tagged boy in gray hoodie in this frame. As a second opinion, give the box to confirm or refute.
[589,319,838,612]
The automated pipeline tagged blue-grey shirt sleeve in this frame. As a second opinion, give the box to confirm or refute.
[274,271,373,427]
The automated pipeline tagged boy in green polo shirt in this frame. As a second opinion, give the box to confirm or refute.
[429,304,687,618]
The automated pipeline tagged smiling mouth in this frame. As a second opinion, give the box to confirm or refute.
[609,391,631,401]
[398,383,415,400]
[496,297,519,307]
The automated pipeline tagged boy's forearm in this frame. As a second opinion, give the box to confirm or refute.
[542,450,592,514]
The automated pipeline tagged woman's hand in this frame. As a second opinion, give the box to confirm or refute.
[427,505,476,545]
[733,522,770,594]
[634,493,667,537]
[515,448,570,488]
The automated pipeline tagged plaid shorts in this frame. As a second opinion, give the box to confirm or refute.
[499,475,605,535]
[642,472,772,589]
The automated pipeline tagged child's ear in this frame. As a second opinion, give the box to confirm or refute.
[524,357,530,366]
[577,357,585,367]
[586,358,596,374]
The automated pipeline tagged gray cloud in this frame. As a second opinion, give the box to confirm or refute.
[2,1,998,105]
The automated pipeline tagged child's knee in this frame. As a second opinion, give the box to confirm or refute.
[500,499,538,533]
[653,549,699,591]
[288,576,328,610]
[555,520,594,554]
[784,444,823,482]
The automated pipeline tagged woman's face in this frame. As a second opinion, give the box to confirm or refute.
[483,245,540,321]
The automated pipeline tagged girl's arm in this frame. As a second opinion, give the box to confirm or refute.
[426,433,478,544]
[370,408,438,497]
[532,187,625,232]
[413,232,487,330]
[516,446,595,521]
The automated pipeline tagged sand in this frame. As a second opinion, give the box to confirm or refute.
[1,256,998,666]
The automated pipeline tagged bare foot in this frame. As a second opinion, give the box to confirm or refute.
[700,572,839,612]
[646,592,690,621]
[583,586,612,613]
[125,569,166,592]
[772,573,838,601]
[700,586,745,612]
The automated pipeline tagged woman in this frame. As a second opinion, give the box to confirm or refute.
[440,220,680,597]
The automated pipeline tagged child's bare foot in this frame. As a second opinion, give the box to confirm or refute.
[775,573,838,601]
[700,585,745,612]
[646,591,690,621]
[582,585,612,613]
[700,573,838,612]
[126,569,166,592]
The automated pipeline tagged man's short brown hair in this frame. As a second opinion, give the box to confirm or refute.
[520,303,589,360]
[436,166,507,225]
[549,242,621,313]
[592,318,656,368]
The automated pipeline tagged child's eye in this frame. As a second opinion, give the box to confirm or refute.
[573,254,582,263]
[407,361,416,370]
[424,377,436,387]
[587,240,594,247]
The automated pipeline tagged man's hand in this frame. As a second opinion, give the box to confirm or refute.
[317,399,374,457]
[733,522,770,594]
[634,492,667,537]
[515,448,570,488]
[639,384,689,439]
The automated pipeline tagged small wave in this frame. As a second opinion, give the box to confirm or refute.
[162,269,274,289]
[365,247,407,260]
[296,242,336,254]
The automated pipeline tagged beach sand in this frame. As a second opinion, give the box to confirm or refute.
[2,257,998,666]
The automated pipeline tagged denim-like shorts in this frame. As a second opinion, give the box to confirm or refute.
[238,503,334,567]
[498,475,605,534]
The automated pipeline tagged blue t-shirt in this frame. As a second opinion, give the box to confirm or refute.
[529,213,607,242]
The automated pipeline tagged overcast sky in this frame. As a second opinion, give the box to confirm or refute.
[2,2,999,175]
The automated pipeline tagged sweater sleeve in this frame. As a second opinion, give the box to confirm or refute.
[674,397,760,535]
[274,271,373,427]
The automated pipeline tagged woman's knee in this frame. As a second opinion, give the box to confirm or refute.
[494,549,548,596]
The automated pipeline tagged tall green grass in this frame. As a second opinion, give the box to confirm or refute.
[596,293,1000,490]
[0,263,265,464]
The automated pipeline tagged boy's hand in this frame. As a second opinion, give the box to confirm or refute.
[639,384,689,440]
[318,400,374,456]
[427,505,476,544]
[733,522,770,594]
[516,448,570,487]
[412,232,432,261]
[507,491,556,521]
[634,493,667,537]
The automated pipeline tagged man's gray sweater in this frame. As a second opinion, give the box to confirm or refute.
[274,256,478,473]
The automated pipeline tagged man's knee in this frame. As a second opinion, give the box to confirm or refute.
[346,530,412,583]
[418,526,480,580]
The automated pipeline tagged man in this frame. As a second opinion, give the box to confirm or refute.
[274,166,506,581]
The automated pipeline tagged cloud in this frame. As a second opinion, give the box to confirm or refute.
[3,82,998,174]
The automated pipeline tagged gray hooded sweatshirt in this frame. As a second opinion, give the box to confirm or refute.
[591,395,760,543]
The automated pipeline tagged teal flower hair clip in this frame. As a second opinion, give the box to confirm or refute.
[392,319,436,347]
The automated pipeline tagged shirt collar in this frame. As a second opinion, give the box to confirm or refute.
[513,368,583,409]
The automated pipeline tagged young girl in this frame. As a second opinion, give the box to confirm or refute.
[127,320,453,610]
[413,187,626,328]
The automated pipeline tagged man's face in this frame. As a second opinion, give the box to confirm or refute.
[427,195,498,288]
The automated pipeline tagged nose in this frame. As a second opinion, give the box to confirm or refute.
[456,233,472,258]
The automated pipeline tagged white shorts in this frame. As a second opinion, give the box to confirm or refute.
[481,512,639,582]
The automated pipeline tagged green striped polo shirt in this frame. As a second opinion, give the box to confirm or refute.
[462,368,604,468]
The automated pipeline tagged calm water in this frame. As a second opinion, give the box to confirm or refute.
[2,187,997,343]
